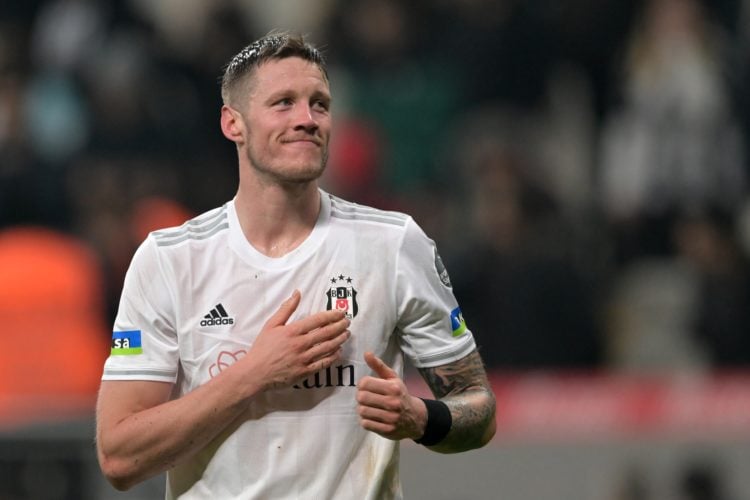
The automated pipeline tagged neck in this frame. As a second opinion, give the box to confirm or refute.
[234,177,321,258]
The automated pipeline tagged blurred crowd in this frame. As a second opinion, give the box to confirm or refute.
[3,0,750,379]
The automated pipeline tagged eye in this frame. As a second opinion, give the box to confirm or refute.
[312,99,330,112]
[275,97,293,107]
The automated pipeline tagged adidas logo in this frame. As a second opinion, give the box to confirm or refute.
[200,303,235,327]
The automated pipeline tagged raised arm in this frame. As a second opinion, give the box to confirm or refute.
[96,291,350,491]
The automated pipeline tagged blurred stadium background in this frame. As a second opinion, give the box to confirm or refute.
[3,0,750,498]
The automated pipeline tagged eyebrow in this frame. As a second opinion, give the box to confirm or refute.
[311,90,332,104]
[263,88,331,105]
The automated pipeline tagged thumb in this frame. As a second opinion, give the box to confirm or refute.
[263,290,301,329]
[364,351,398,380]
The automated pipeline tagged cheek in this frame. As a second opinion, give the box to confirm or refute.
[319,116,332,133]
[247,127,274,150]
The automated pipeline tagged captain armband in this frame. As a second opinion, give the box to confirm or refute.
[413,398,452,446]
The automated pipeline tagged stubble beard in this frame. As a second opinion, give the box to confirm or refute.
[246,147,329,185]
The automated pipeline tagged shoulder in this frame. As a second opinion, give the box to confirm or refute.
[324,193,439,256]
[149,203,230,248]
[327,193,411,230]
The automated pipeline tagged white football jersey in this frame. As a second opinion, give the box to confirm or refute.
[102,190,476,499]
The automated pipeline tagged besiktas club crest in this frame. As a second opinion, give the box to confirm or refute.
[326,275,358,319]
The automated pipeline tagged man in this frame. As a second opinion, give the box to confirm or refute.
[96,32,496,499]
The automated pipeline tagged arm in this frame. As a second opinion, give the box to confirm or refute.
[356,348,496,452]
[358,218,495,449]
[416,349,496,452]
[96,375,256,491]
[96,291,350,491]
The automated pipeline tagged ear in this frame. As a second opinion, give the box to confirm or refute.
[220,105,244,143]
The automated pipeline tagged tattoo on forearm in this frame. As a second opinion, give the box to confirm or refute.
[417,350,496,451]
[419,350,488,398]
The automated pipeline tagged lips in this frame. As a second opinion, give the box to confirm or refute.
[281,137,322,147]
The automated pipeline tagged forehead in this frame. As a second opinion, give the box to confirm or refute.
[249,57,329,97]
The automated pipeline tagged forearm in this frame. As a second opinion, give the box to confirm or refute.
[97,368,261,490]
[427,386,496,453]
[98,291,350,490]
[416,350,497,453]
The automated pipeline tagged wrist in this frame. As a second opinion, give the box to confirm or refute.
[413,398,452,446]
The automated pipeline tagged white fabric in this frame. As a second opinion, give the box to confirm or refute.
[102,190,475,499]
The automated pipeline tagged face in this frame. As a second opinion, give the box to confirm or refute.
[231,57,332,184]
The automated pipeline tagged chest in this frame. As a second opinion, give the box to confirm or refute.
[171,241,399,387]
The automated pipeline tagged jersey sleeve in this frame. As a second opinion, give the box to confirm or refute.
[101,236,179,382]
[395,218,476,368]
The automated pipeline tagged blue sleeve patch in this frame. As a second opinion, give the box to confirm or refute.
[111,330,143,355]
[450,307,467,337]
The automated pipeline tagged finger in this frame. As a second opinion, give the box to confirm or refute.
[305,317,350,346]
[304,330,350,362]
[359,418,396,437]
[356,386,399,408]
[305,347,343,373]
[263,290,301,329]
[364,351,398,380]
[358,405,397,425]
[289,309,347,336]
[357,376,395,398]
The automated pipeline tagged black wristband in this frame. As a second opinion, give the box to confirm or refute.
[414,398,452,446]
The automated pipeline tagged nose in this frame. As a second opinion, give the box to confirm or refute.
[292,104,318,133]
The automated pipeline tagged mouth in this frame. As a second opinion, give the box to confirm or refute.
[281,137,322,147]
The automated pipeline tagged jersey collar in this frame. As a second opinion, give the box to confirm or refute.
[227,188,331,270]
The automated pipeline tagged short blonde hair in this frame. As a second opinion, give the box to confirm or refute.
[220,31,327,106]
